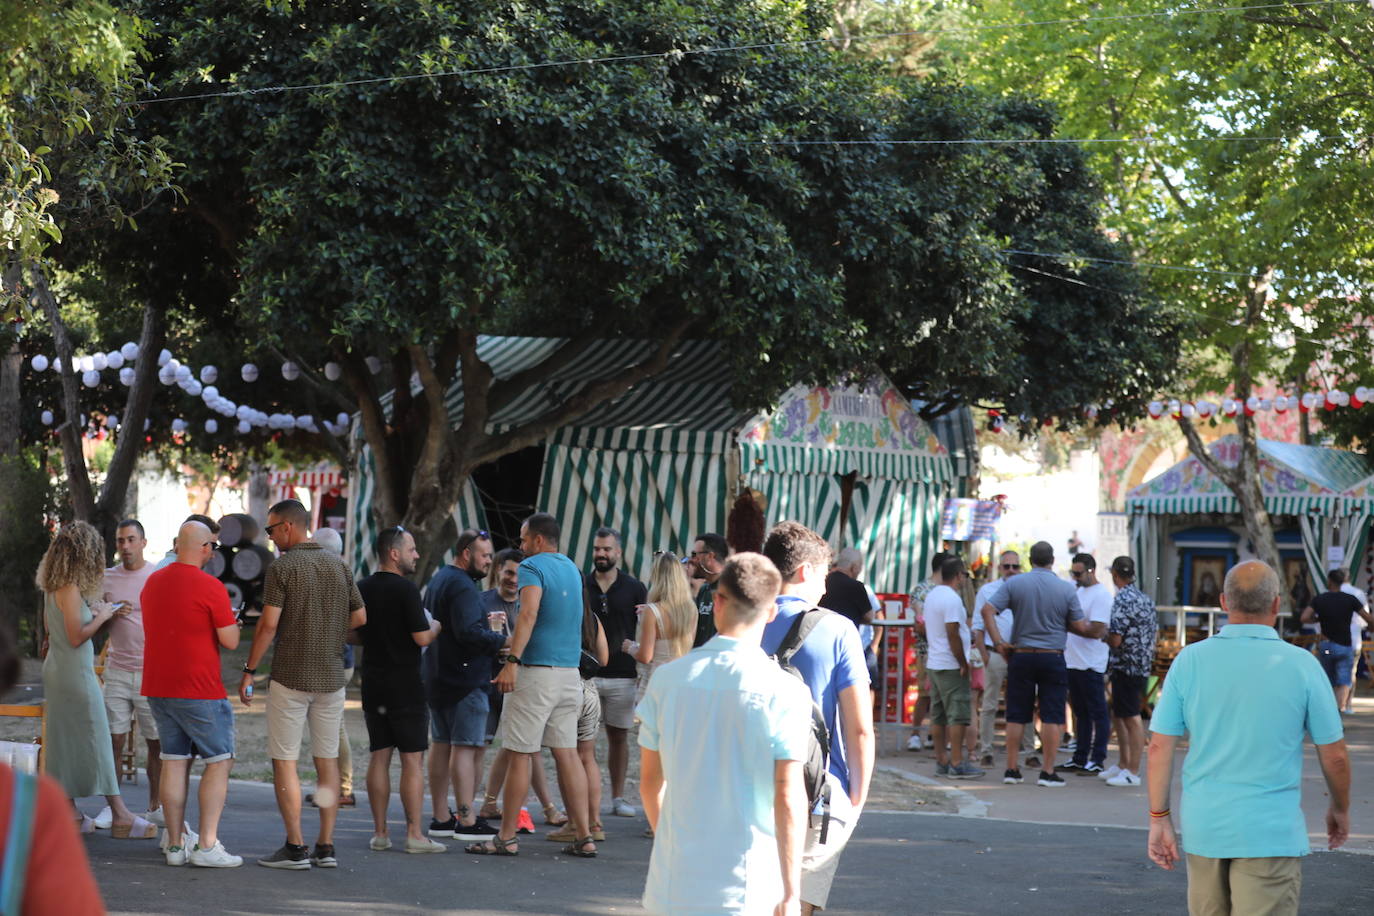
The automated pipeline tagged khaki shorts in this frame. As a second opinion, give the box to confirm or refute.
[927,668,972,726]
[577,679,601,743]
[1186,854,1301,916]
[497,666,580,753]
[266,682,345,761]
[102,666,159,739]
[802,772,860,910]
[594,676,636,731]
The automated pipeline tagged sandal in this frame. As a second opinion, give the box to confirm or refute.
[562,836,597,858]
[480,795,502,820]
[590,822,606,842]
[465,835,519,856]
[542,803,568,826]
[111,814,158,839]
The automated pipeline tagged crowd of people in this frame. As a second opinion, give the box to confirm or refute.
[11,504,1363,914]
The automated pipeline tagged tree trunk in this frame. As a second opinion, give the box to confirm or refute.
[0,335,19,456]
[33,266,97,523]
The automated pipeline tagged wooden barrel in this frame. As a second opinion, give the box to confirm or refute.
[223,581,245,609]
[218,513,261,548]
[205,546,232,580]
[231,543,274,582]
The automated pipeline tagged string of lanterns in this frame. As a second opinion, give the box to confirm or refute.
[28,343,368,437]
[1145,389,1368,420]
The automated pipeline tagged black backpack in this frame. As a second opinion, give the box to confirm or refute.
[770,607,833,843]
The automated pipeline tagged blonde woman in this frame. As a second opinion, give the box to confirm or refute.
[624,552,697,706]
[39,520,156,838]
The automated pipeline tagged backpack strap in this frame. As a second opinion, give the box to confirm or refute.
[775,607,831,667]
[0,769,38,916]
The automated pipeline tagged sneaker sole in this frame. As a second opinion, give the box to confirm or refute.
[311,859,338,868]
[428,829,456,838]
[257,859,311,870]
[405,844,448,854]
[453,831,497,842]
[948,772,984,780]
[190,858,243,868]
[1037,780,1067,787]
[1002,777,1023,784]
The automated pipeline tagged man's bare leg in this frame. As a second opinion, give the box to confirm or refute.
[196,758,232,849]
[497,752,532,844]
[452,746,482,827]
[605,724,629,800]
[1004,722,1024,772]
[313,756,340,846]
[550,746,592,850]
[145,738,163,815]
[271,758,305,846]
[428,741,453,822]
[159,758,190,848]
[367,748,393,839]
[399,751,428,843]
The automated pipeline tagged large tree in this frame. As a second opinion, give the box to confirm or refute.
[91,0,1182,576]
[951,0,1374,570]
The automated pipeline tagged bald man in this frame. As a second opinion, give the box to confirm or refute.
[141,521,244,867]
[1147,560,1350,914]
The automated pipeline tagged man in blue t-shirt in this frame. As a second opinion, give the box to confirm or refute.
[466,512,592,859]
[1147,560,1350,913]
[761,522,873,915]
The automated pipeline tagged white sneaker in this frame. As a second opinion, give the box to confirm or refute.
[94,805,113,830]
[370,835,392,851]
[160,824,198,852]
[611,797,637,818]
[906,734,923,751]
[189,841,243,868]
[164,844,189,866]
[144,808,166,827]
[1106,770,1141,787]
[1098,764,1122,781]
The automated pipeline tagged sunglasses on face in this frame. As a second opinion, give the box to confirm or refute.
[1001,563,1020,570]
[265,521,286,536]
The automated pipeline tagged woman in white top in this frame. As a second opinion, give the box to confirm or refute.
[625,551,697,706]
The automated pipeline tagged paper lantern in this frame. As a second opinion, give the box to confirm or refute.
[1258,398,1271,411]
[365,356,383,375]
[281,361,301,381]
[174,364,192,382]
[52,357,62,373]
[158,349,172,367]
[40,410,53,426]
[106,413,118,428]
[201,385,219,402]
[158,365,176,385]
[1196,401,1213,419]
[93,353,109,371]
[1273,396,1289,413]
[171,418,188,434]
[119,367,135,386]
[105,351,122,371]
[1334,390,1350,407]
[205,419,218,434]
[335,412,349,428]
[199,365,218,384]
[30,355,48,372]
[81,370,100,388]
[1180,402,1195,418]
[324,361,342,381]
[120,342,138,362]
[237,419,251,434]
[1353,388,1367,409]
[295,414,313,430]
[186,381,202,397]
[1147,401,1163,419]
[241,363,259,382]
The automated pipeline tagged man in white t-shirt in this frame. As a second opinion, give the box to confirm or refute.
[1063,553,1114,774]
[99,518,164,827]
[925,557,984,780]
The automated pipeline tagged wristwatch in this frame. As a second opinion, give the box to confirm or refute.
[242,664,256,675]
[501,653,521,666]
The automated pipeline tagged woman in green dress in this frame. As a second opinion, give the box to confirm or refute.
[38,520,156,838]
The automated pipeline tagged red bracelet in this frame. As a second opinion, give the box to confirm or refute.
[1150,809,1171,819]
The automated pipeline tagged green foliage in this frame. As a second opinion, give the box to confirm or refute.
[0,452,60,640]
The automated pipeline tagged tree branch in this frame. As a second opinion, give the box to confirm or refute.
[1176,414,1240,490]
[267,343,356,414]
[341,350,398,524]
[31,265,95,521]
[470,320,695,466]
[407,343,449,485]
[96,301,165,520]
[486,333,599,416]
[453,329,493,453]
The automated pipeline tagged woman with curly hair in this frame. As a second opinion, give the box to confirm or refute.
[39,520,156,838]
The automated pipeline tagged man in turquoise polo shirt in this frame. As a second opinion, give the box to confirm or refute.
[1146,560,1350,915]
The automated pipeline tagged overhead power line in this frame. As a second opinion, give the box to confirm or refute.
[138,1,1361,104]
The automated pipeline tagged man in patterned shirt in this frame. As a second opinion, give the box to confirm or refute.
[238,499,367,870]
[1102,556,1157,787]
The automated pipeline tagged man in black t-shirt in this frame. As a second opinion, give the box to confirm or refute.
[585,527,647,818]
[356,527,441,853]
[820,547,877,630]
[1302,569,1373,709]
[689,532,729,647]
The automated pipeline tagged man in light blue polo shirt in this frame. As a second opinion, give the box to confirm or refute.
[1147,560,1350,915]
[638,553,812,915]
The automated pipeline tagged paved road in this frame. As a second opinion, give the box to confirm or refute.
[89,779,1366,914]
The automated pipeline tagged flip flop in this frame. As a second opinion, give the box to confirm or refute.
[465,836,519,856]
[111,815,158,839]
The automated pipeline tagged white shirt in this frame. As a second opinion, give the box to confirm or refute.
[972,579,1011,648]
[1066,582,1113,672]
[1341,583,1367,647]
[924,584,971,671]
[637,635,813,915]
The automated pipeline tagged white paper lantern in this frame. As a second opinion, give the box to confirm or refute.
[1258,398,1272,411]
[324,361,342,381]
[199,365,218,384]
[106,413,119,428]
[143,418,150,431]
[1273,396,1289,413]
[241,362,259,382]
[158,349,172,367]
[52,357,62,373]
[30,355,49,372]
[120,342,139,362]
[106,351,124,370]
[174,364,192,382]
[171,418,187,434]
[81,370,100,388]
[281,361,301,381]
[365,356,382,375]
[205,419,219,434]
[1181,402,1196,418]
[237,420,251,434]
[40,409,53,426]
[94,353,110,371]
[186,381,202,397]
[118,367,134,387]
[201,385,219,402]
[1147,401,1163,419]
[335,412,349,428]
[1245,396,1260,412]
[1196,402,1213,418]
[295,415,313,430]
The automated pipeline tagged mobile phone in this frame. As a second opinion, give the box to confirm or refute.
[245,684,254,698]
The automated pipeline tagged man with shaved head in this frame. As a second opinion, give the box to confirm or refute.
[141,521,244,867]
[1147,560,1351,914]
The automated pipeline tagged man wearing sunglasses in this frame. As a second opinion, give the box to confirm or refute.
[971,551,1035,767]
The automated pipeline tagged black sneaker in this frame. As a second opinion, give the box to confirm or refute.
[1079,761,1105,776]
[1056,761,1084,772]
[1002,768,1023,784]
[1024,755,1042,770]
[454,819,499,842]
[1038,771,1067,787]
[428,816,457,838]
[258,843,311,870]
[310,843,337,867]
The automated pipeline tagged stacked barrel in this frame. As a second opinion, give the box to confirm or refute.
[213,513,276,622]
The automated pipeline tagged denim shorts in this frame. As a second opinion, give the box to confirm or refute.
[429,688,490,747]
[147,697,235,763]
[1318,641,1355,687]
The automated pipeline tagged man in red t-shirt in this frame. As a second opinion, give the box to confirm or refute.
[141,521,243,868]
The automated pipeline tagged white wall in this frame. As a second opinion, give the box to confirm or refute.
[979,445,1102,569]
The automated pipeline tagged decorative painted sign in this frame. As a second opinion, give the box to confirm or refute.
[740,381,946,457]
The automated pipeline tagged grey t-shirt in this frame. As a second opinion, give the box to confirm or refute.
[480,587,519,638]
[989,567,1084,650]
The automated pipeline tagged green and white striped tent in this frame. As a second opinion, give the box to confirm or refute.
[349,336,953,593]
[1125,435,1373,602]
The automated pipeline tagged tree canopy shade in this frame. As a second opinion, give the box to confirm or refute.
[103,0,1180,575]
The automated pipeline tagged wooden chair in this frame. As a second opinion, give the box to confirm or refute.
[0,704,46,773]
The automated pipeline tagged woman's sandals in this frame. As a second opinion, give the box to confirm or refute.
[465,835,519,856]
[562,836,597,858]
